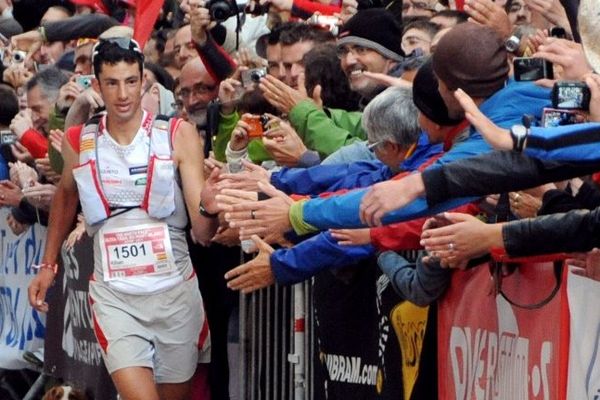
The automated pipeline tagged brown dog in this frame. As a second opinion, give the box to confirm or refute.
[41,385,87,400]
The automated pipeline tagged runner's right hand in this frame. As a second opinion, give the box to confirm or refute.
[28,267,56,312]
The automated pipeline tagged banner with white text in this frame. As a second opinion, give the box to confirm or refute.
[437,262,568,400]
[44,234,117,400]
[0,208,46,370]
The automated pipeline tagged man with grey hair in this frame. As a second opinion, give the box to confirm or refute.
[362,87,421,173]
[10,66,68,159]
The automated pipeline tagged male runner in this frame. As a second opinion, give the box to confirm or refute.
[28,37,219,400]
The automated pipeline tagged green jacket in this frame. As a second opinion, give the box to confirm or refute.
[213,111,271,164]
[48,106,66,174]
[288,100,365,158]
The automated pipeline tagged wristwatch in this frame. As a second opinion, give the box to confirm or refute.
[505,35,521,54]
[510,124,528,152]
[199,200,218,218]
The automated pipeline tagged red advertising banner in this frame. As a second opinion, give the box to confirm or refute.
[438,262,569,400]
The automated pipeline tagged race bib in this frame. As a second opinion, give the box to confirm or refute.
[99,222,176,281]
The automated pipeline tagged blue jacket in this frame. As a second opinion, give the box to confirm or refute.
[271,133,442,195]
[525,122,600,162]
[270,134,442,284]
[300,81,552,229]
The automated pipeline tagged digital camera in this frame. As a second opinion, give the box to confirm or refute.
[76,74,95,90]
[242,114,270,138]
[513,57,553,81]
[551,81,591,111]
[241,67,267,87]
[307,14,341,36]
[11,50,27,66]
[541,108,586,128]
[0,130,16,163]
[206,0,238,22]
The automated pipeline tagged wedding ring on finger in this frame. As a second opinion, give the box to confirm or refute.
[250,210,256,220]
[448,242,455,252]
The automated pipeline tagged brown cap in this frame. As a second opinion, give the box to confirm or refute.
[432,22,509,98]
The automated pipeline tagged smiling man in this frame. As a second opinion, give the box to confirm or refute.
[336,9,405,101]
[28,37,218,400]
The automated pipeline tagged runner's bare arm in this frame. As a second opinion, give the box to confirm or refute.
[43,135,80,264]
[29,134,80,311]
[173,120,219,244]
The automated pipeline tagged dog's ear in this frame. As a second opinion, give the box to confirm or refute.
[41,386,64,400]
[68,387,87,400]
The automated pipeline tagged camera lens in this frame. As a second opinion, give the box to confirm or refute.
[250,72,260,82]
[13,52,25,63]
[209,0,233,22]
[260,115,269,129]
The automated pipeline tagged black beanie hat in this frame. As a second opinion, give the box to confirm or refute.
[337,9,404,61]
[413,58,463,126]
[432,22,508,98]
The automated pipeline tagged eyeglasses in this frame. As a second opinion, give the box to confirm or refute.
[367,141,383,152]
[336,44,372,60]
[179,83,218,99]
[402,1,435,12]
[91,37,144,64]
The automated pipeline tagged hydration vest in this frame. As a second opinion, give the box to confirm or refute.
[72,112,179,226]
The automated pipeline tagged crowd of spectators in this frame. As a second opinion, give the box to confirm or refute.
[0,0,599,398]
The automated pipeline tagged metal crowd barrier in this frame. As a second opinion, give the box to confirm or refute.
[238,249,422,400]
[239,281,315,400]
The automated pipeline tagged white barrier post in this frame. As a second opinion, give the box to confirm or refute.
[289,283,305,400]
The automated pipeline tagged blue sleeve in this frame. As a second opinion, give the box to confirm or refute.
[302,137,488,229]
[271,161,387,195]
[525,122,600,163]
[377,251,451,306]
[270,231,375,285]
[0,154,9,180]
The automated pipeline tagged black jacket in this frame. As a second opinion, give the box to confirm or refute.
[502,206,600,257]
[421,150,600,206]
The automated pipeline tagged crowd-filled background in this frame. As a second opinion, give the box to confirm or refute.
[0,0,599,398]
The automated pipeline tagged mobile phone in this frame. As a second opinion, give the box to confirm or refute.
[240,67,267,87]
[241,114,269,138]
[551,81,590,110]
[0,130,16,164]
[76,74,95,89]
[550,26,566,39]
[513,57,553,81]
[541,107,586,128]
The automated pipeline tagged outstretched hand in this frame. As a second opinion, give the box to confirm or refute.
[454,88,512,150]
[224,180,293,239]
[420,212,504,268]
[224,235,276,293]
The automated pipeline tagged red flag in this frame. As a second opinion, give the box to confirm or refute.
[134,0,165,49]
[448,0,464,10]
